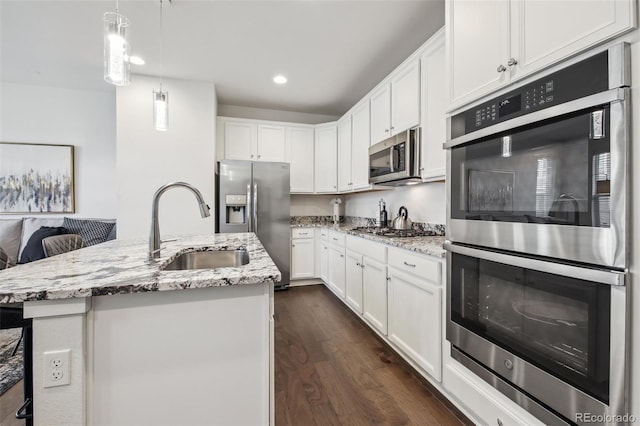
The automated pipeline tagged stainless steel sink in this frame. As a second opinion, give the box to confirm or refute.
[161,249,250,271]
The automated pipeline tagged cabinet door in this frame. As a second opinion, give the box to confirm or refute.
[370,84,392,145]
[362,257,388,335]
[337,116,352,192]
[390,59,420,136]
[328,245,346,299]
[446,0,510,109]
[257,125,285,162]
[319,241,329,284]
[350,101,371,190]
[420,34,447,181]
[288,127,314,193]
[314,125,338,193]
[510,0,636,81]
[291,238,316,279]
[388,268,442,381]
[224,121,256,160]
[345,250,364,314]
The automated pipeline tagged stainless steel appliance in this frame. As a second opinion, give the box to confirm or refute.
[445,43,631,426]
[445,43,630,269]
[369,127,421,186]
[216,160,290,287]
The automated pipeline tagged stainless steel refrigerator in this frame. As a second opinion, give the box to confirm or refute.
[216,160,290,288]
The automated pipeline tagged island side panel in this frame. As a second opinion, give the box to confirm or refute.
[89,283,271,426]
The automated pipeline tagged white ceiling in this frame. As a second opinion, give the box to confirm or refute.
[0,0,444,117]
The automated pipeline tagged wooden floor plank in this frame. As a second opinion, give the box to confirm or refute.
[275,285,472,426]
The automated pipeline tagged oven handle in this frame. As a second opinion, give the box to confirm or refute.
[444,87,628,149]
[444,242,625,286]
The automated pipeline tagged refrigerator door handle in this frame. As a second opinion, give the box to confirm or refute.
[253,183,258,234]
[246,183,252,232]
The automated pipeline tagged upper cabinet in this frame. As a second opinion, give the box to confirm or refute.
[337,116,353,192]
[420,31,447,182]
[222,119,285,162]
[446,0,636,110]
[314,124,338,193]
[370,59,421,145]
[350,101,371,190]
[287,127,314,193]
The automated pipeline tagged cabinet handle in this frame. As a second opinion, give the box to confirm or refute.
[385,129,390,133]
[497,419,503,426]
[340,254,344,258]
[292,244,295,247]
[507,58,518,67]
[361,264,365,269]
[299,232,308,235]
[251,154,254,158]
[390,126,395,130]
[403,261,416,268]
[419,167,425,171]
[356,262,360,266]
[333,237,338,241]
[386,276,391,281]
[496,64,507,73]
[324,246,328,250]
[258,154,261,159]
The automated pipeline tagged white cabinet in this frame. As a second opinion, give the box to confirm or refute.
[291,228,315,280]
[287,127,314,193]
[222,119,285,162]
[345,250,364,314]
[420,31,447,182]
[224,120,257,161]
[350,101,371,190]
[362,257,388,335]
[327,244,346,299]
[314,124,338,193]
[390,60,421,137]
[337,116,352,192]
[370,59,421,145]
[387,247,442,381]
[446,0,636,109]
[257,124,285,162]
[370,84,392,144]
[319,230,329,284]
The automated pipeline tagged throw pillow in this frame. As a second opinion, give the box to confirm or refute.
[0,246,15,269]
[62,218,116,246]
[18,226,69,264]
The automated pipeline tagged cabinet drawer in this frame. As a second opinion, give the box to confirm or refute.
[388,247,440,285]
[328,230,345,247]
[346,235,386,263]
[292,228,314,239]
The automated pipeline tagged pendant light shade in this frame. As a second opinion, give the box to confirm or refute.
[103,11,130,86]
[153,89,169,131]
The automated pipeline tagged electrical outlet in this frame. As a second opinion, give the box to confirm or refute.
[43,349,71,388]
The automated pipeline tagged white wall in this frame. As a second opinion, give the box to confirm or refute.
[218,104,338,124]
[0,82,117,218]
[116,75,216,239]
[345,182,446,224]
[290,194,339,216]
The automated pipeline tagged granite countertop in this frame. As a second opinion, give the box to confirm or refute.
[291,222,446,258]
[0,233,280,304]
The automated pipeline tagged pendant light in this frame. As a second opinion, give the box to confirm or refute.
[103,0,130,86]
[153,0,169,131]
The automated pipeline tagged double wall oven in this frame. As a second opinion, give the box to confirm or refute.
[445,44,631,425]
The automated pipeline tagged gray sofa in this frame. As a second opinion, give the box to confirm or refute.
[0,217,116,266]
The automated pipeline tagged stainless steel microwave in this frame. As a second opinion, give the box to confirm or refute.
[369,128,421,186]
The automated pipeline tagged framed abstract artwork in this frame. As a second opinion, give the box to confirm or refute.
[0,142,75,214]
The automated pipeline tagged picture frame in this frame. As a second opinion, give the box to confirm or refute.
[0,142,75,214]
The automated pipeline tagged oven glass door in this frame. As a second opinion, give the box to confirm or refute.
[450,105,611,227]
[450,252,611,403]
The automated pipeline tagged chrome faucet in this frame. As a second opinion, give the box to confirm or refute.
[149,182,211,260]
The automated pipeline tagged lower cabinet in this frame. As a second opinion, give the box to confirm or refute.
[387,267,442,381]
[362,257,388,335]
[345,250,364,314]
[319,240,329,283]
[327,244,346,299]
[291,237,315,280]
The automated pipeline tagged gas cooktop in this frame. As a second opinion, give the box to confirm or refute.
[351,227,438,238]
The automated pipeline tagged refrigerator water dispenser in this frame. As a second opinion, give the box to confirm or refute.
[225,195,247,224]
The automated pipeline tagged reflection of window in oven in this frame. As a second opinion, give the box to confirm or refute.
[593,152,611,227]
[535,157,555,216]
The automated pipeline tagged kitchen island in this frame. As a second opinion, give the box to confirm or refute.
[0,233,279,426]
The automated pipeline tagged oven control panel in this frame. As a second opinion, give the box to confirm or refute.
[450,50,609,139]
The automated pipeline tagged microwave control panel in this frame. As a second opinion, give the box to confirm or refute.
[451,50,609,139]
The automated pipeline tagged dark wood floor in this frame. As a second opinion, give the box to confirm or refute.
[0,380,24,426]
[275,285,472,426]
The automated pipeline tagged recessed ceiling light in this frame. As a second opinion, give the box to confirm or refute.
[128,55,145,65]
[273,75,287,84]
